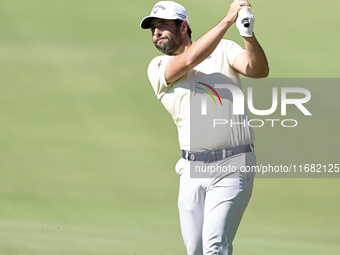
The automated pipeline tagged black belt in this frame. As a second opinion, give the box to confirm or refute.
[182,144,254,163]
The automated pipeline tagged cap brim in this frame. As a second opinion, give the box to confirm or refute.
[140,15,180,29]
[140,16,154,29]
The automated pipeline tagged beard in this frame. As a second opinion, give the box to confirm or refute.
[153,29,183,56]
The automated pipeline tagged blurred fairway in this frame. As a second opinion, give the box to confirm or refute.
[0,0,339,254]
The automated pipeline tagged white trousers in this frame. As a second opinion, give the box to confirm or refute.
[175,152,256,255]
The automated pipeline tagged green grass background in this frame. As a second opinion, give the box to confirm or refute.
[0,0,339,254]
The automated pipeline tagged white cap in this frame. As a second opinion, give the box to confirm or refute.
[140,1,189,29]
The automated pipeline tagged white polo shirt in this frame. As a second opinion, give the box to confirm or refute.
[147,39,254,152]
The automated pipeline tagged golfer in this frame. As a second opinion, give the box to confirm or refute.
[140,1,269,254]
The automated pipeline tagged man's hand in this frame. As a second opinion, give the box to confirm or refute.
[225,0,251,24]
[236,8,255,37]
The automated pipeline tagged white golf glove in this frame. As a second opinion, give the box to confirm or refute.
[236,8,255,37]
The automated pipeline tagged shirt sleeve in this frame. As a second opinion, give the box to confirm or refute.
[147,55,172,100]
[224,39,246,67]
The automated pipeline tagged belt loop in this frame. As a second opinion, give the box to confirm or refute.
[185,151,189,160]
[250,144,254,153]
[211,151,216,161]
[222,149,226,159]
